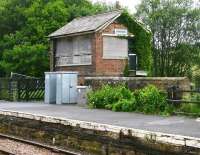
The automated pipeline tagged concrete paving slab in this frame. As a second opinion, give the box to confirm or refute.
[0,101,199,138]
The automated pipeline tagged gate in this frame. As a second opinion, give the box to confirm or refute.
[0,78,44,101]
[17,79,44,101]
[167,86,200,116]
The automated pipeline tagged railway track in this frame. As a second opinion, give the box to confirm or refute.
[0,150,14,155]
[0,133,80,155]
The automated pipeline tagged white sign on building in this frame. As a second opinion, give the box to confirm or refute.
[114,29,128,36]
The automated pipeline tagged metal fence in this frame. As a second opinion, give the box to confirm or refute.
[0,78,44,101]
[167,86,200,104]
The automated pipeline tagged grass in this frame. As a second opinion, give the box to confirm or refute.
[173,93,200,117]
[174,103,200,117]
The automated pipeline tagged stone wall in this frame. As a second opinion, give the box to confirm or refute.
[0,111,199,155]
[84,77,190,91]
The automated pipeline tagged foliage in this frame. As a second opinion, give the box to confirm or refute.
[174,93,200,116]
[119,11,152,73]
[123,63,130,77]
[0,0,108,77]
[179,103,200,115]
[111,98,137,112]
[88,84,172,115]
[0,0,153,77]
[183,93,200,102]
[192,66,200,88]
[87,84,135,111]
[135,0,200,77]
[0,44,48,77]
[135,85,170,114]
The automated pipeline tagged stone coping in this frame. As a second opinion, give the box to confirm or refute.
[85,77,188,80]
[0,110,199,149]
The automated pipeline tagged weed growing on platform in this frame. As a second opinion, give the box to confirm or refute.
[87,84,172,115]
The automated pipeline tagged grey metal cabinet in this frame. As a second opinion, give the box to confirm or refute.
[45,72,78,104]
[56,72,78,104]
[45,72,57,104]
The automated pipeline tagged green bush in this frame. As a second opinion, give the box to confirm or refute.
[87,84,173,115]
[112,98,137,112]
[136,85,169,114]
[87,84,135,110]
[179,103,200,115]
[123,63,130,77]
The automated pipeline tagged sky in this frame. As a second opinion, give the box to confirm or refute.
[91,0,141,13]
[91,0,200,13]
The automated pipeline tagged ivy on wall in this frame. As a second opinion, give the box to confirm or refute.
[118,11,152,75]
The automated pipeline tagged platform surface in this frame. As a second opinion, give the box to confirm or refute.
[0,101,199,138]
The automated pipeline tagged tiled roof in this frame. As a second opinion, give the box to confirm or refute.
[49,10,122,38]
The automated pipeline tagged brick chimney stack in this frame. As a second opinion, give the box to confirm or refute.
[115,1,121,9]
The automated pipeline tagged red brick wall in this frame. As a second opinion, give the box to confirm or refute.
[103,21,127,34]
[94,22,128,76]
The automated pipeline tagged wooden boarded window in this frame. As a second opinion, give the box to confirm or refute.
[103,36,128,59]
[56,38,73,57]
[55,35,92,66]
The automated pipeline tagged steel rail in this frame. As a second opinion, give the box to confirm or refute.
[0,149,14,155]
[0,133,80,155]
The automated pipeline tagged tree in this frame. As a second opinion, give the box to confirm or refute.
[136,0,200,77]
[0,0,108,77]
[0,44,48,77]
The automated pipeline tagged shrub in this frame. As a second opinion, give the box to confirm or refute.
[123,63,130,77]
[179,103,200,114]
[88,84,173,115]
[178,94,200,115]
[87,84,135,110]
[136,85,169,114]
[112,98,137,112]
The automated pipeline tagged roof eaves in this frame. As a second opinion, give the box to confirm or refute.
[48,30,95,39]
[48,10,123,38]
[48,18,78,38]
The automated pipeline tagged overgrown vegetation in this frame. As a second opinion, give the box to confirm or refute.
[135,0,200,77]
[0,0,109,77]
[135,85,172,114]
[119,12,152,74]
[0,0,153,77]
[88,84,200,116]
[178,103,200,116]
[175,93,200,116]
[88,84,173,115]
[192,66,200,88]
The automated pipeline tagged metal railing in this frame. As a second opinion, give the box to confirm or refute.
[167,86,200,104]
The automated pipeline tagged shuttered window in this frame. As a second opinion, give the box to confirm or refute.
[103,36,128,59]
[55,35,92,66]
[56,38,73,57]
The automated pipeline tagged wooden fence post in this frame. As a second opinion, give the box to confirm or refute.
[25,80,29,101]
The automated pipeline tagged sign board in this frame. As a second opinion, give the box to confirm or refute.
[114,29,128,36]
